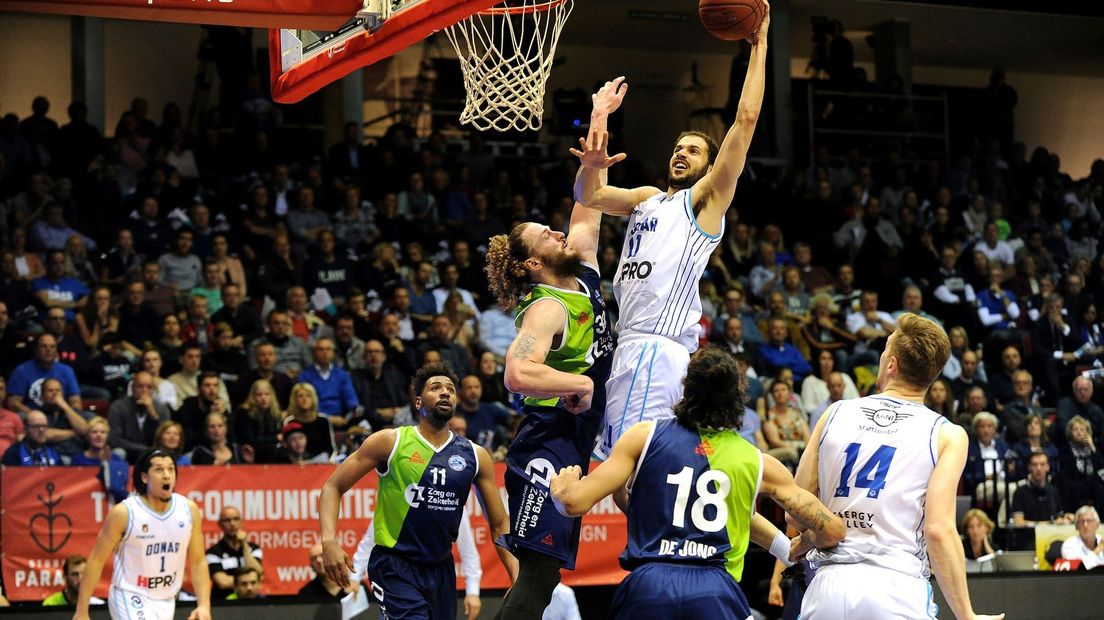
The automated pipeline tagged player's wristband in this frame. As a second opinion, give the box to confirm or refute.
[770,531,794,568]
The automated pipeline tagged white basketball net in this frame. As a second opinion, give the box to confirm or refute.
[444,0,573,132]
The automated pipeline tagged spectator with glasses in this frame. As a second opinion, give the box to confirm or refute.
[1,410,61,466]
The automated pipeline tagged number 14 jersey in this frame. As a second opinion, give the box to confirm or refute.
[809,395,947,579]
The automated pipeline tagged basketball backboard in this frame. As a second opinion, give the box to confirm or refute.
[0,0,362,29]
[269,0,501,104]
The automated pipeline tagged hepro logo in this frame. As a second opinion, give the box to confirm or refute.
[404,483,426,508]
[617,261,653,283]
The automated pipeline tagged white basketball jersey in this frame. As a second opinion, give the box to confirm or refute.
[808,395,946,579]
[112,494,193,599]
[613,188,722,350]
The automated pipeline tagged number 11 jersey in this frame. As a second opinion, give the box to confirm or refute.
[809,395,947,579]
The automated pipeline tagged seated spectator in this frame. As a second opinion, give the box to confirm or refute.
[282,383,336,461]
[749,241,784,302]
[211,283,262,346]
[207,506,265,600]
[117,281,161,356]
[377,310,417,377]
[225,567,262,601]
[38,377,91,458]
[156,313,186,376]
[406,261,440,333]
[975,223,1015,270]
[140,260,177,318]
[1009,414,1059,482]
[957,386,989,430]
[298,337,359,427]
[40,308,94,393]
[950,350,988,410]
[6,333,83,415]
[332,185,378,254]
[298,544,348,599]
[236,342,293,410]
[1,410,61,466]
[0,299,31,381]
[757,318,812,383]
[332,314,366,371]
[43,555,103,606]
[88,333,134,401]
[232,379,283,463]
[99,228,142,292]
[188,412,244,465]
[892,286,943,327]
[191,259,225,316]
[961,508,1000,560]
[249,309,311,378]
[0,378,25,456]
[303,229,353,305]
[158,228,202,291]
[75,286,119,351]
[1057,377,1104,446]
[203,324,248,396]
[255,233,302,304]
[846,290,895,361]
[32,250,89,322]
[152,420,191,465]
[286,286,330,343]
[808,371,849,430]
[931,245,977,330]
[474,351,513,412]
[132,349,179,411]
[456,375,511,451]
[69,416,129,503]
[272,421,327,464]
[801,350,859,415]
[831,264,862,316]
[355,337,415,430]
[416,314,474,376]
[762,380,809,468]
[1058,415,1104,513]
[177,371,230,451]
[441,291,479,353]
[180,294,215,353]
[710,286,763,345]
[169,345,231,408]
[925,378,956,420]
[801,295,855,372]
[287,186,331,257]
[964,412,1009,503]
[209,234,248,298]
[1009,452,1072,527]
[107,371,170,462]
[1061,506,1104,569]
[1002,370,1041,443]
[976,265,1020,331]
[792,242,835,294]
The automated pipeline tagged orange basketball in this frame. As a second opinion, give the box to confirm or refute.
[699,0,765,42]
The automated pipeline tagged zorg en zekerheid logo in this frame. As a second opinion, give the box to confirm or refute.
[30,482,72,553]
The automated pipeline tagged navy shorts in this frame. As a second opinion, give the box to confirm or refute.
[609,563,752,620]
[502,406,600,570]
[368,548,455,620]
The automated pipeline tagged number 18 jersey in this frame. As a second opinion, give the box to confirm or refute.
[809,395,947,579]
[622,418,761,582]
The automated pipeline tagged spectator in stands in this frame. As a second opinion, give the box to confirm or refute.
[474,350,512,411]
[169,344,231,407]
[232,379,282,464]
[925,377,956,420]
[958,386,989,429]
[406,261,439,333]
[1009,452,1071,527]
[1060,506,1104,569]
[298,336,359,427]
[152,420,190,465]
[107,370,169,462]
[191,260,225,315]
[158,228,202,291]
[988,345,1022,412]
[237,342,293,410]
[241,186,284,262]
[207,506,265,600]
[211,282,262,345]
[99,230,140,292]
[332,185,377,253]
[847,290,896,360]
[1008,414,1058,481]
[69,416,129,503]
[282,383,336,461]
[961,509,998,561]
[976,223,1015,269]
[43,555,101,606]
[792,242,835,294]
[209,234,247,298]
[1058,415,1103,513]
[63,234,97,289]
[801,294,855,372]
[36,376,89,457]
[377,309,416,376]
[32,250,89,322]
[417,314,473,376]
[0,300,30,381]
[801,350,859,416]
[456,375,510,451]
[298,543,348,599]
[931,246,977,330]
[286,187,330,257]
[1003,370,1041,444]
[203,324,247,395]
[808,371,849,430]
[225,567,262,601]
[155,315,185,376]
[0,378,25,456]
[964,411,1008,500]
[270,421,310,464]
[749,241,783,302]
[976,265,1021,334]
[1063,273,1090,321]
[720,316,763,374]
[762,379,809,468]
[117,281,160,356]
[41,306,93,387]
[131,197,172,259]
[1,410,60,466]
[758,317,812,383]
[255,233,302,304]
[32,204,95,253]
[6,333,83,414]
[358,243,402,299]
[950,349,988,409]
[88,333,134,401]
[332,314,366,371]
[892,286,942,327]
[140,260,177,318]
[286,286,329,343]
[188,412,244,465]
[180,294,215,353]
[711,286,763,345]
[1057,377,1104,446]
[177,371,230,451]
[303,229,352,305]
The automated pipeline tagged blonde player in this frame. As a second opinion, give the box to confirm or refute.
[74,448,211,620]
[574,3,771,459]
[793,314,1003,620]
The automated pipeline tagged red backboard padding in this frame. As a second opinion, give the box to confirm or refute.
[268,0,502,104]
[0,0,362,30]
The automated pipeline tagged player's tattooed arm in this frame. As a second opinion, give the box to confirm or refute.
[504,301,593,409]
[760,454,844,550]
[512,331,538,360]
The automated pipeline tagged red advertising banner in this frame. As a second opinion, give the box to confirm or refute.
[1,464,627,602]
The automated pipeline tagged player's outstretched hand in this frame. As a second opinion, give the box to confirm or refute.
[187,605,212,620]
[592,76,628,116]
[750,0,770,46]
[569,130,626,170]
[322,539,354,589]
[464,594,482,620]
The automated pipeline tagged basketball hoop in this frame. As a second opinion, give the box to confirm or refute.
[444,0,573,132]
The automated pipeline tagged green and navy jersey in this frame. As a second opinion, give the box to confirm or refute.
[514,263,615,412]
[374,425,479,564]
[622,418,762,582]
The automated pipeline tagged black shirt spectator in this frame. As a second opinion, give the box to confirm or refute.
[117,281,162,351]
[206,506,264,600]
[211,284,262,343]
[107,372,170,462]
[1010,453,1067,526]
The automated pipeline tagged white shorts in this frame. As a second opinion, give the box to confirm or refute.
[800,563,938,620]
[596,335,689,460]
[109,588,176,620]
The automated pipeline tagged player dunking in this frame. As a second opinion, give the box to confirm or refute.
[319,363,515,619]
[74,449,211,620]
[482,81,623,619]
[793,314,1004,620]
[549,347,844,619]
[575,4,771,460]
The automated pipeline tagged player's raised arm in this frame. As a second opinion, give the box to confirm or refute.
[550,421,651,516]
[185,501,212,620]
[926,422,1005,620]
[566,77,624,263]
[319,427,398,588]
[503,300,593,412]
[759,452,845,550]
[472,445,519,583]
[73,503,128,620]
[691,2,770,236]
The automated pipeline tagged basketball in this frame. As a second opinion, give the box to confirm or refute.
[699,0,765,41]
